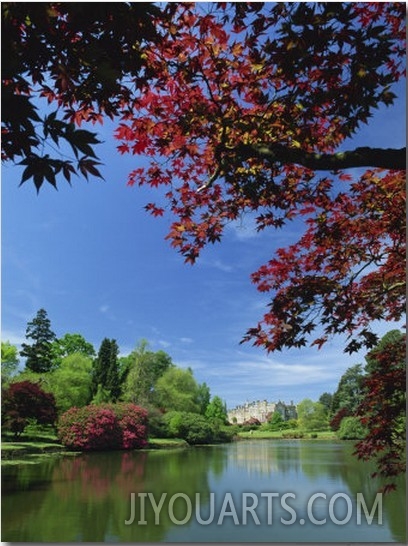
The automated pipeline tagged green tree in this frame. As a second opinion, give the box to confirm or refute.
[163,411,215,445]
[154,367,201,413]
[196,381,211,415]
[205,395,227,424]
[318,392,333,415]
[20,308,56,373]
[1,341,19,386]
[331,364,365,415]
[297,399,328,432]
[48,353,93,413]
[337,416,367,440]
[123,340,173,406]
[364,329,404,374]
[268,411,284,431]
[92,338,120,402]
[51,333,95,368]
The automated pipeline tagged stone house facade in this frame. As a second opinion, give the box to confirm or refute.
[227,399,297,424]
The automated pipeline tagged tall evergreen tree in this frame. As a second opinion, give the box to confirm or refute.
[92,338,120,402]
[20,308,56,373]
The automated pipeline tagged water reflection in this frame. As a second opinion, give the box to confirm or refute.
[2,441,405,542]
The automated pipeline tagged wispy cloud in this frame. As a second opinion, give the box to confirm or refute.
[226,216,259,241]
[99,304,110,314]
[199,257,234,272]
[172,341,363,408]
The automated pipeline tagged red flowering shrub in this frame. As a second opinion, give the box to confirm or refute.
[113,403,148,449]
[58,403,148,451]
[2,380,57,437]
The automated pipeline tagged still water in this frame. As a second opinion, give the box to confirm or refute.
[2,440,405,542]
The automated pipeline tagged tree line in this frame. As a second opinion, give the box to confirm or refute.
[1,308,229,445]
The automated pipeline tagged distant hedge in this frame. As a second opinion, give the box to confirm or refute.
[58,403,148,450]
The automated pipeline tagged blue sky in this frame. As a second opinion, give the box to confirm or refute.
[2,79,405,409]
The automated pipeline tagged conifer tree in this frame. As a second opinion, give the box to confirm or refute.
[92,338,120,402]
[20,308,56,373]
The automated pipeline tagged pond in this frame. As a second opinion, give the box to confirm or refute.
[2,440,405,542]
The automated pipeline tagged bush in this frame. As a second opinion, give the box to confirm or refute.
[58,403,148,450]
[337,416,367,440]
[112,403,148,449]
[163,411,215,444]
[2,380,57,437]
[146,406,168,438]
[282,431,304,439]
[213,425,236,443]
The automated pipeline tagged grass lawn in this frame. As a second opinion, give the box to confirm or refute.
[238,429,338,440]
[147,438,189,449]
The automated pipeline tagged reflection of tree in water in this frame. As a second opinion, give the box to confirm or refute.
[2,459,58,541]
[2,447,227,542]
[299,441,406,543]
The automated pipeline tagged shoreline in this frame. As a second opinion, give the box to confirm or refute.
[1,437,190,465]
[1,433,341,466]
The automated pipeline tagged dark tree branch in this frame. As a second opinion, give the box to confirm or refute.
[238,144,406,171]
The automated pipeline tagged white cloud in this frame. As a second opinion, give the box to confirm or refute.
[99,304,109,313]
[180,337,194,344]
[199,257,234,272]
[211,260,234,273]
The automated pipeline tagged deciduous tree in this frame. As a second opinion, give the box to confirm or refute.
[154,367,202,413]
[2,380,57,437]
[1,341,19,386]
[318,392,333,415]
[51,333,95,368]
[123,340,174,406]
[205,395,228,424]
[4,4,405,353]
[48,353,93,413]
[114,2,405,356]
[297,399,328,431]
[331,364,365,416]
[355,331,406,492]
[1,2,164,190]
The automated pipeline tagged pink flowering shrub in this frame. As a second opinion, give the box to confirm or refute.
[112,403,148,449]
[58,403,148,451]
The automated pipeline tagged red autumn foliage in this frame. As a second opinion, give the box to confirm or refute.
[57,403,148,451]
[3,3,405,352]
[329,407,350,432]
[354,334,406,492]
[2,380,57,436]
[113,2,405,354]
